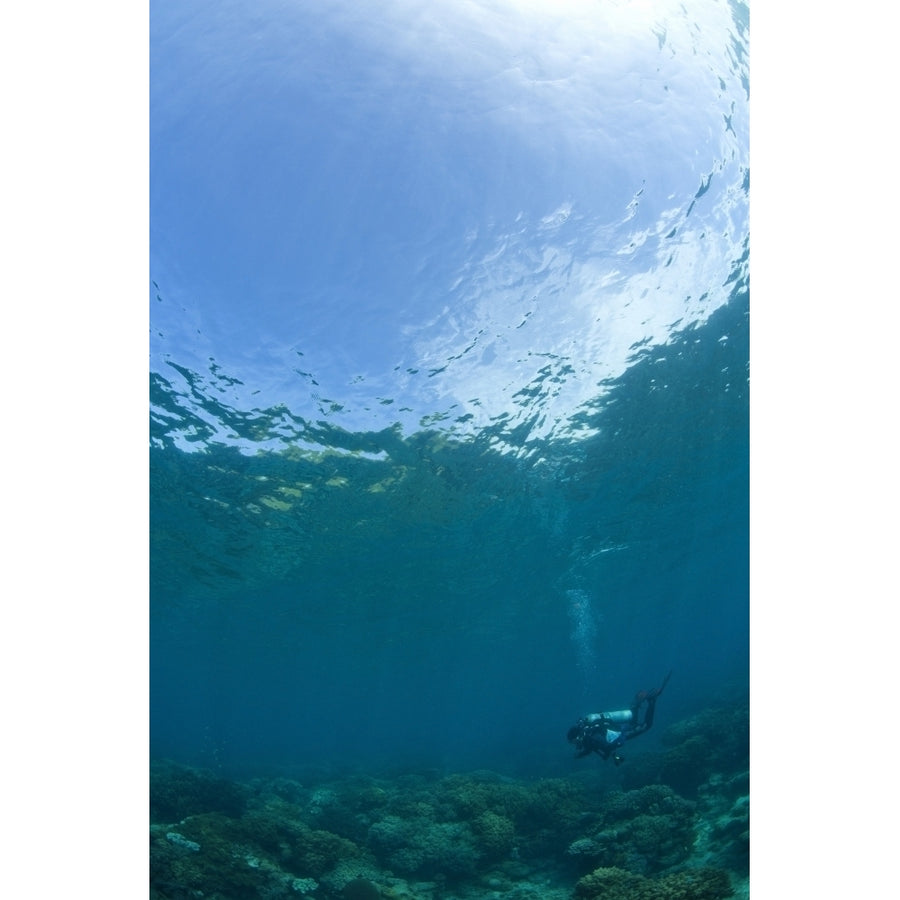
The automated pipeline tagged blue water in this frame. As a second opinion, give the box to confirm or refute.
[150,271,748,777]
[150,8,749,895]
[149,18,750,893]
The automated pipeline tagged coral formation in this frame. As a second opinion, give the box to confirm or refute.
[150,706,749,898]
[151,760,248,823]
[690,771,749,875]
[619,703,749,799]
[368,814,479,878]
[574,865,734,899]
[471,810,516,860]
[564,784,696,876]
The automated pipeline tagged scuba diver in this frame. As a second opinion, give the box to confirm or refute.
[567,671,672,765]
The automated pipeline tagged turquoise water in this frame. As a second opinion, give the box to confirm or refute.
[149,267,748,897]
[150,2,749,895]
[150,266,747,774]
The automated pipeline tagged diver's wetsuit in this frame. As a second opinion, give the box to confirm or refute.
[567,671,671,763]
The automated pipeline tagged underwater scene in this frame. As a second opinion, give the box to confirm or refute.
[150,1,749,899]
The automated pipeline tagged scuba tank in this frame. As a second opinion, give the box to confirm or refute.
[601,709,633,724]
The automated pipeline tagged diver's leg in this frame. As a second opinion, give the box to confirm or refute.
[643,695,658,729]
[642,672,672,729]
[655,670,672,697]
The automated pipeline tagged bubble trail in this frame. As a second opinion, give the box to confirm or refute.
[567,588,599,686]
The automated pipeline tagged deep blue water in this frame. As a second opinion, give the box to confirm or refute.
[150,263,748,778]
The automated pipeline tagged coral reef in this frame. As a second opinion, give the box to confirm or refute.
[368,814,479,878]
[471,810,516,860]
[565,784,696,876]
[151,760,248,823]
[150,795,369,899]
[689,771,749,875]
[574,865,734,899]
[150,720,749,900]
[622,703,749,798]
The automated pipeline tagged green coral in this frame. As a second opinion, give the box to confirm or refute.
[293,823,361,877]
[150,804,365,899]
[574,865,733,899]
[574,866,644,897]
[526,778,587,830]
[149,760,747,899]
[570,784,696,874]
[471,810,516,860]
[306,776,393,842]
[151,814,276,899]
[367,815,479,878]
[657,868,734,899]
[150,760,248,823]
[602,784,692,822]
[658,705,749,797]
[435,772,585,826]
[621,703,749,798]
[435,772,532,821]
[693,773,749,874]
